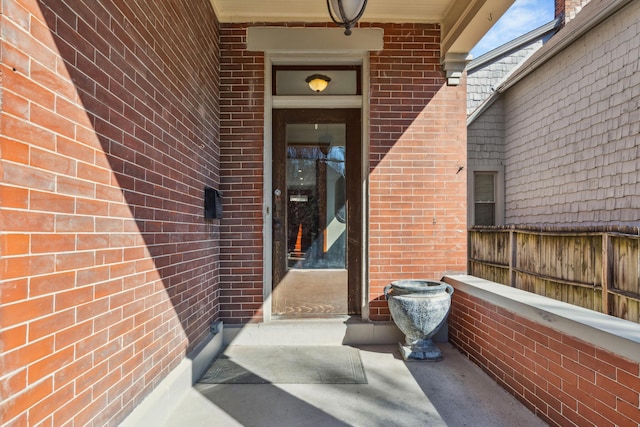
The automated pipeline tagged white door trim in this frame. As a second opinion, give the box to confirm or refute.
[262,51,370,322]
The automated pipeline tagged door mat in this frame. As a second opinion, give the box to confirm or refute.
[198,346,367,384]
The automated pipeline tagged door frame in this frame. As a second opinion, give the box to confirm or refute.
[272,108,361,316]
[262,52,371,322]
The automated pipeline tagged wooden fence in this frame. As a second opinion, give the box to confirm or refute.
[468,225,640,324]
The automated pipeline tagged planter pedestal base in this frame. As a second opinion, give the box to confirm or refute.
[399,338,442,361]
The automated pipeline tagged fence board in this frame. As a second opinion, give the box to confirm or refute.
[469,226,639,324]
[469,231,510,266]
[610,293,640,323]
[516,232,540,274]
[469,261,509,285]
[609,235,640,295]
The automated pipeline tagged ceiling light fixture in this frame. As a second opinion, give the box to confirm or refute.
[305,74,331,93]
[327,0,368,36]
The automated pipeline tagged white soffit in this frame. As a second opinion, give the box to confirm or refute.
[247,27,384,52]
[210,0,450,23]
[213,0,516,66]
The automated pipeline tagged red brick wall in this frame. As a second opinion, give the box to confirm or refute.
[449,290,640,426]
[218,24,265,324]
[217,23,467,323]
[0,0,220,425]
[368,23,468,320]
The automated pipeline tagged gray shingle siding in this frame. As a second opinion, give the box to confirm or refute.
[467,40,544,116]
[502,0,640,225]
[468,97,505,167]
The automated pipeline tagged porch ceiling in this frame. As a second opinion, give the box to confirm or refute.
[209,0,515,56]
[210,0,450,23]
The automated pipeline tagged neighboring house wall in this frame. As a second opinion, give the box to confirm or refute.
[0,0,220,425]
[468,97,505,168]
[467,98,505,226]
[217,23,468,323]
[466,21,559,227]
[503,0,640,226]
[467,39,546,116]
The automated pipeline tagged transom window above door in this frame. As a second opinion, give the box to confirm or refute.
[273,66,361,96]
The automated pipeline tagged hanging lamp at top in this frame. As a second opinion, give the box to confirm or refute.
[327,0,368,36]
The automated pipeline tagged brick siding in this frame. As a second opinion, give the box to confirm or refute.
[217,23,468,322]
[1,9,470,423]
[218,23,265,324]
[367,23,468,320]
[0,0,220,425]
[556,0,591,25]
[449,289,640,426]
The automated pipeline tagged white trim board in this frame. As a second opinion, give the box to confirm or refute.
[262,51,371,322]
[247,27,384,52]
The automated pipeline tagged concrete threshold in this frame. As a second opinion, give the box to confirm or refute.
[223,317,407,346]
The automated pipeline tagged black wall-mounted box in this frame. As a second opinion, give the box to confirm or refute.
[204,187,222,219]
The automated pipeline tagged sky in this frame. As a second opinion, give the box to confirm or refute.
[470,0,555,58]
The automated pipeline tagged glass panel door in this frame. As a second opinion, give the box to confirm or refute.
[286,123,346,269]
[272,109,361,317]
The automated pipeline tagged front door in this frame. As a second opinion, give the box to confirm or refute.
[272,109,361,317]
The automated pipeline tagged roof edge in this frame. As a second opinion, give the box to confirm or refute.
[497,0,635,93]
[466,17,561,72]
[467,41,543,125]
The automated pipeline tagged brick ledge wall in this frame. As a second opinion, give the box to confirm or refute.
[444,275,640,427]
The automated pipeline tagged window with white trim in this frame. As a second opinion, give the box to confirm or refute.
[473,171,496,226]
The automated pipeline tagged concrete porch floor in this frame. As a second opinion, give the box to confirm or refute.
[161,343,547,427]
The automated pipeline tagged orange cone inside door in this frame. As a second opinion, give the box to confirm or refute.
[291,223,304,258]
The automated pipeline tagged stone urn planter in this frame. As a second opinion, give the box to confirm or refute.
[384,280,454,361]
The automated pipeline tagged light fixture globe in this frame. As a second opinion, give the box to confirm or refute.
[305,74,331,93]
[327,0,368,36]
